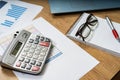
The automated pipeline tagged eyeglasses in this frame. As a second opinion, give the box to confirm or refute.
[75,14,98,41]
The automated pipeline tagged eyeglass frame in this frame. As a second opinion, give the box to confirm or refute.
[75,14,98,41]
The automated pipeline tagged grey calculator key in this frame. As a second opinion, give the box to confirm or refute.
[36,62,42,66]
[31,44,37,49]
[21,63,27,68]
[40,36,44,41]
[27,53,33,58]
[40,52,46,56]
[45,38,50,42]
[25,58,30,63]
[34,50,40,55]
[25,43,32,47]
[29,48,35,53]
[21,52,27,56]
[30,60,36,65]
[38,56,44,61]
[33,55,39,59]
[36,46,41,51]
[29,39,34,43]
[41,47,48,52]
[34,40,39,44]
[36,35,40,39]
[19,57,25,62]
[26,64,32,70]
[24,47,30,52]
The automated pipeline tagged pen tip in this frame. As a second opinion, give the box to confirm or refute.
[117,38,120,43]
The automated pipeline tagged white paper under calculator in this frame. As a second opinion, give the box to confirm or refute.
[0,17,99,80]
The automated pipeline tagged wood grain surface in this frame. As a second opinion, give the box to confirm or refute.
[0,0,120,80]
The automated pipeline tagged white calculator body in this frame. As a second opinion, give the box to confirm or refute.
[0,30,52,74]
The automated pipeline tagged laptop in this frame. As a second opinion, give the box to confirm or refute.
[48,0,120,14]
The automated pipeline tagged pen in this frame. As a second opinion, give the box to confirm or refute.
[105,16,120,42]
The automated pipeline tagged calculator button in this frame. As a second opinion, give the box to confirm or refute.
[21,63,27,69]
[41,47,47,52]
[29,39,34,43]
[36,46,41,51]
[33,55,39,59]
[21,52,27,56]
[36,62,42,66]
[34,52,40,55]
[40,52,46,56]
[39,42,49,47]
[38,56,44,61]
[29,48,35,53]
[36,35,40,39]
[27,53,33,58]
[45,38,50,42]
[32,66,40,71]
[19,57,25,62]
[31,44,37,49]
[25,58,30,63]
[34,40,39,44]
[35,36,40,44]
[40,36,44,41]
[26,43,32,47]
[26,64,32,70]
[24,47,30,52]
[16,62,21,67]
[30,60,36,65]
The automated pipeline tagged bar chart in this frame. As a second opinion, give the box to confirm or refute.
[0,3,27,27]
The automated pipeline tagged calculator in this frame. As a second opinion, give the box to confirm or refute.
[0,30,52,74]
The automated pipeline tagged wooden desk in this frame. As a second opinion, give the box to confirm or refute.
[0,0,120,80]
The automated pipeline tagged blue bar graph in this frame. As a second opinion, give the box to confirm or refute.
[0,4,27,27]
[1,20,14,27]
[7,4,27,20]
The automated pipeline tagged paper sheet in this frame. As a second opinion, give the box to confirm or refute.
[12,17,99,80]
[0,0,43,38]
[90,15,120,56]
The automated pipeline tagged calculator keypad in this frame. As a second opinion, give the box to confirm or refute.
[14,34,51,73]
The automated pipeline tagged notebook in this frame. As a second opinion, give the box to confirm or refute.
[67,13,120,57]
[48,0,120,14]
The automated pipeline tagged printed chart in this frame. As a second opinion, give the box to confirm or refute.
[0,0,43,37]
[1,4,27,27]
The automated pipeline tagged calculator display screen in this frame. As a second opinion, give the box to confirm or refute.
[11,41,22,56]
